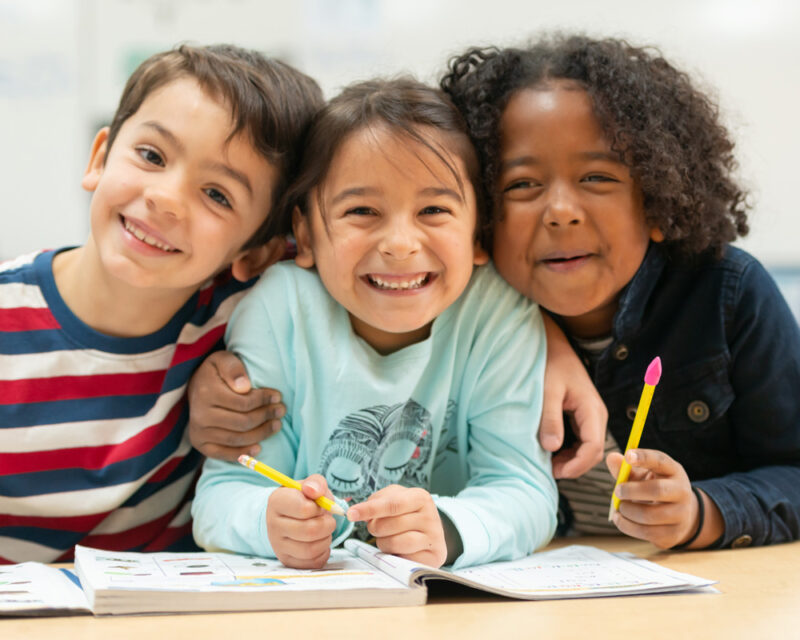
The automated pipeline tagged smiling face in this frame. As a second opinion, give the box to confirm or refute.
[82,77,277,298]
[294,124,488,354]
[493,82,663,338]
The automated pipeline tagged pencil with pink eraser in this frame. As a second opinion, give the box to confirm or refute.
[609,356,662,519]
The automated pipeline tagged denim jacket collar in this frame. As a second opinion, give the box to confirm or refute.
[612,243,668,340]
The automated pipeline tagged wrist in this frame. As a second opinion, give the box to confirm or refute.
[671,486,724,550]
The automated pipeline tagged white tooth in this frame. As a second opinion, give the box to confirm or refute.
[125,219,173,251]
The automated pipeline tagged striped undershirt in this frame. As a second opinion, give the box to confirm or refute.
[557,333,622,535]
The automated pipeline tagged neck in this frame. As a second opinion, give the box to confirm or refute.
[559,304,616,340]
[52,243,196,338]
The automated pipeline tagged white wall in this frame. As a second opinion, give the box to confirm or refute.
[1,0,798,265]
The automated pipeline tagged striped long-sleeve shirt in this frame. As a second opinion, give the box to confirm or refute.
[0,249,251,563]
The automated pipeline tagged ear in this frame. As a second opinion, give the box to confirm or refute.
[230,236,286,282]
[650,227,665,243]
[292,206,315,269]
[81,127,110,192]
[473,240,490,266]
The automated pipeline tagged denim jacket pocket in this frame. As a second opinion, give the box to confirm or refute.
[650,354,734,433]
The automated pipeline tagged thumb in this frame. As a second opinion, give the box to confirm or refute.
[301,474,329,500]
[215,351,251,394]
[539,389,565,452]
[605,452,624,479]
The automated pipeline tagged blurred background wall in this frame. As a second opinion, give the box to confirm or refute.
[1,0,798,311]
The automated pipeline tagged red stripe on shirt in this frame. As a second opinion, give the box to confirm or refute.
[0,511,109,532]
[0,370,166,405]
[0,400,185,475]
[143,519,194,552]
[147,455,185,483]
[170,325,225,367]
[0,307,60,331]
[80,508,179,552]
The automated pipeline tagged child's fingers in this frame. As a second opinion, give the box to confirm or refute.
[539,385,567,452]
[273,511,337,542]
[277,545,332,570]
[270,486,327,519]
[624,448,681,476]
[615,476,683,504]
[374,530,438,558]
[347,487,426,522]
[605,451,624,477]
[300,474,337,503]
[212,350,253,394]
[615,499,686,526]
[609,511,684,549]
[554,401,608,479]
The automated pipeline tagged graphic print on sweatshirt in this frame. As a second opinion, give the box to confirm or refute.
[319,399,433,537]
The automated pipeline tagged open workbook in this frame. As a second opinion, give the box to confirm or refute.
[0,541,715,616]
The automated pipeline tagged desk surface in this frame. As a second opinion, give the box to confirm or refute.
[3,537,798,640]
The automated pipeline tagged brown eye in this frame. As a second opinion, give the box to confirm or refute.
[137,147,164,167]
[205,188,231,208]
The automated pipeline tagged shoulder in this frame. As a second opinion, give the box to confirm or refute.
[227,262,333,337]
[0,249,54,312]
[442,264,543,346]
[458,263,540,321]
[241,261,328,308]
[0,249,43,278]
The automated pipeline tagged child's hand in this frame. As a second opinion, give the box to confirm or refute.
[266,474,338,569]
[540,315,608,479]
[187,350,286,461]
[347,486,447,568]
[606,449,721,549]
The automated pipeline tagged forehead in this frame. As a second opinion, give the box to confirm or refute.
[325,124,470,189]
[500,82,610,152]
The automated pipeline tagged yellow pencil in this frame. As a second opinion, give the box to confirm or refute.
[608,356,662,519]
[237,454,345,516]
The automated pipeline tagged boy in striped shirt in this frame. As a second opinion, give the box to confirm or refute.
[0,44,322,563]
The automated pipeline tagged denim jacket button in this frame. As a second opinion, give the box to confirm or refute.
[613,344,629,360]
[687,400,710,423]
[731,534,753,548]
[626,406,637,421]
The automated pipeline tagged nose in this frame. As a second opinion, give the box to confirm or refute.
[144,171,188,220]
[377,216,421,261]
[542,182,584,228]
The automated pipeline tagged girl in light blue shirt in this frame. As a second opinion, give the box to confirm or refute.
[192,78,557,569]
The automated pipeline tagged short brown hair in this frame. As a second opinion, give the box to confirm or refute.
[106,43,324,248]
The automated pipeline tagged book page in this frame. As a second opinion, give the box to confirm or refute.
[449,545,715,598]
[74,546,408,594]
[344,539,439,587]
[0,562,89,615]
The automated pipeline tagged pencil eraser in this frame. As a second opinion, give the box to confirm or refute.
[644,356,662,386]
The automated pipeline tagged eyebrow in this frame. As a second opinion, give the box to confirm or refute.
[140,121,253,196]
[330,185,462,205]
[501,150,623,171]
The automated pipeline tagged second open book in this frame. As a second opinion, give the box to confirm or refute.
[2,540,715,616]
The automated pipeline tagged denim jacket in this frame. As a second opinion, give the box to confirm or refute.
[560,244,800,548]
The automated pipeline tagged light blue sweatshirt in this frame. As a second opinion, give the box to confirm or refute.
[192,262,557,568]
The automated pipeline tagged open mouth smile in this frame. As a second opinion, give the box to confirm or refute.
[365,272,433,291]
[121,215,179,253]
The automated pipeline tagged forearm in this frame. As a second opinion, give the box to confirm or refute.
[192,459,276,556]
[434,473,557,568]
[694,465,800,547]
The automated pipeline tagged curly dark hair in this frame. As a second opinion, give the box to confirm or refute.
[440,34,750,257]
